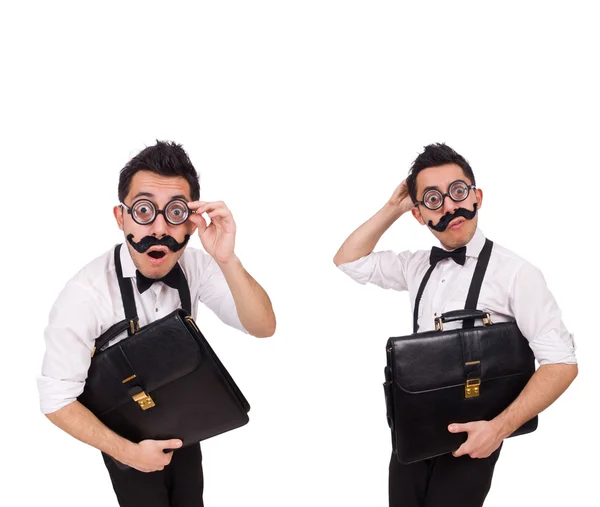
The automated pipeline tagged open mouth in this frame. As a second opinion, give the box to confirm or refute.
[147,251,166,259]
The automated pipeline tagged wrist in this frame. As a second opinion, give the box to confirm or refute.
[112,439,137,465]
[216,253,241,272]
[490,414,513,440]
[380,202,406,222]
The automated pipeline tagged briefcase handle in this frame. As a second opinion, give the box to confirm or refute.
[434,310,492,331]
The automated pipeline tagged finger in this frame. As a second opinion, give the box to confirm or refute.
[187,200,209,210]
[189,201,228,214]
[161,439,183,450]
[205,212,235,230]
[203,209,232,224]
[452,442,469,458]
[206,209,234,222]
[392,183,404,196]
[188,212,208,233]
[448,423,471,433]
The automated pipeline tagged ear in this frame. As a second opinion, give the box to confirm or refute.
[475,188,483,211]
[411,205,426,226]
[113,205,124,231]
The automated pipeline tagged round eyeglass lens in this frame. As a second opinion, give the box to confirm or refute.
[449,181,470,201]
[423,189,443,210]
[165,200,189,225]
[132,200,156,224]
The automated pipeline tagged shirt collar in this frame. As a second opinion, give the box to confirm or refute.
[438,227,486,259]
[119,242,137,278]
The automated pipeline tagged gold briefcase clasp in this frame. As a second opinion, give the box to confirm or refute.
[132,391,156,410]
[465,378,481,399]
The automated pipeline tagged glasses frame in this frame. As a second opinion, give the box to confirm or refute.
[120,198,194,226]
[415,179,477,211]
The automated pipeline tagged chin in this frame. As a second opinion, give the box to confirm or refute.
[447,227,475,248]
[433,228,470,250]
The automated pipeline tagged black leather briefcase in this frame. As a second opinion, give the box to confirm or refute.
[78,245,250,447]
[383,310,537,464]
[383,238,537,464]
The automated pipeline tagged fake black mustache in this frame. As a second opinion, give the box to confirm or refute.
[127,234,190,253]
[428,203,478,232]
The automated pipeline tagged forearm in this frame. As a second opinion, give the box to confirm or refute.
[491,363,578,438]
[45,400,135,462]
[218,256,276,337]
[333,203,405,266]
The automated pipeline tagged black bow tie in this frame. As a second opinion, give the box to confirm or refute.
[430,246,467,266]
[136,263,184,294]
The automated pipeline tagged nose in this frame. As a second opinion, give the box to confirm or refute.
[441,193,458,215]
[149,212,169,237]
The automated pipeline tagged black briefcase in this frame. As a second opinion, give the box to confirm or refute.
[79,309,250,445]
[78,244,250,447]
[383,310,537,464]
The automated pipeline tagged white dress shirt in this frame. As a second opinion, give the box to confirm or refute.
[38,244,246,414]
[338,228,576,366]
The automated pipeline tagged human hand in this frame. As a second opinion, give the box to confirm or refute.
[387,179,415,215]
[187,200,237,264]
[449,421,503,459]
[121,438,183,473]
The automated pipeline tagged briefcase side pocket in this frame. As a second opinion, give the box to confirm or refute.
[181,312,251,414]
[384,341,398,454]
[383,373,397,454]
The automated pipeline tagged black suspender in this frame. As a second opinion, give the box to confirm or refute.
[412,239,494,333]
[113,243,192,335]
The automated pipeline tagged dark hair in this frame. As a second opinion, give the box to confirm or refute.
[118,141,200,202]
[406,143,475,203]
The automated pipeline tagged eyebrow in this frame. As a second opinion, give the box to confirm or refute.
[421,185,441,194]
[131,192,190,201]
[131,191,155,200]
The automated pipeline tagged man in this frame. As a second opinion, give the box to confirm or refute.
[333,143,577,507]
[38,140,276,507]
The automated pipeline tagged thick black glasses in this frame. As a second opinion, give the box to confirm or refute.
[121,198,192,226]
[415,180,476,211]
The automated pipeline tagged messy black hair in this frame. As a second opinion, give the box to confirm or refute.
[406,143,475,203]
[118,140,200,202]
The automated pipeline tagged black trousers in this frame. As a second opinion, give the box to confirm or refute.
[389,444,502,507]
[102,444,204,507]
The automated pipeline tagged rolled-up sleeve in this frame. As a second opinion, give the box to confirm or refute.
[510,262,577,365]
[337,250,412,291]
[37,282,106,414]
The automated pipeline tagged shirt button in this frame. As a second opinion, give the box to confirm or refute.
[441,279,445,283]
[155,308,159,312]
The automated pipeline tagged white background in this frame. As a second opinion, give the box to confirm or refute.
[1,1,598,506]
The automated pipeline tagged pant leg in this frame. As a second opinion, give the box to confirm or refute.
[102,444,204,507]
[102,452,170,507]
[389,452,433,507]
[424,444,503,507]
[166,443,204,507]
